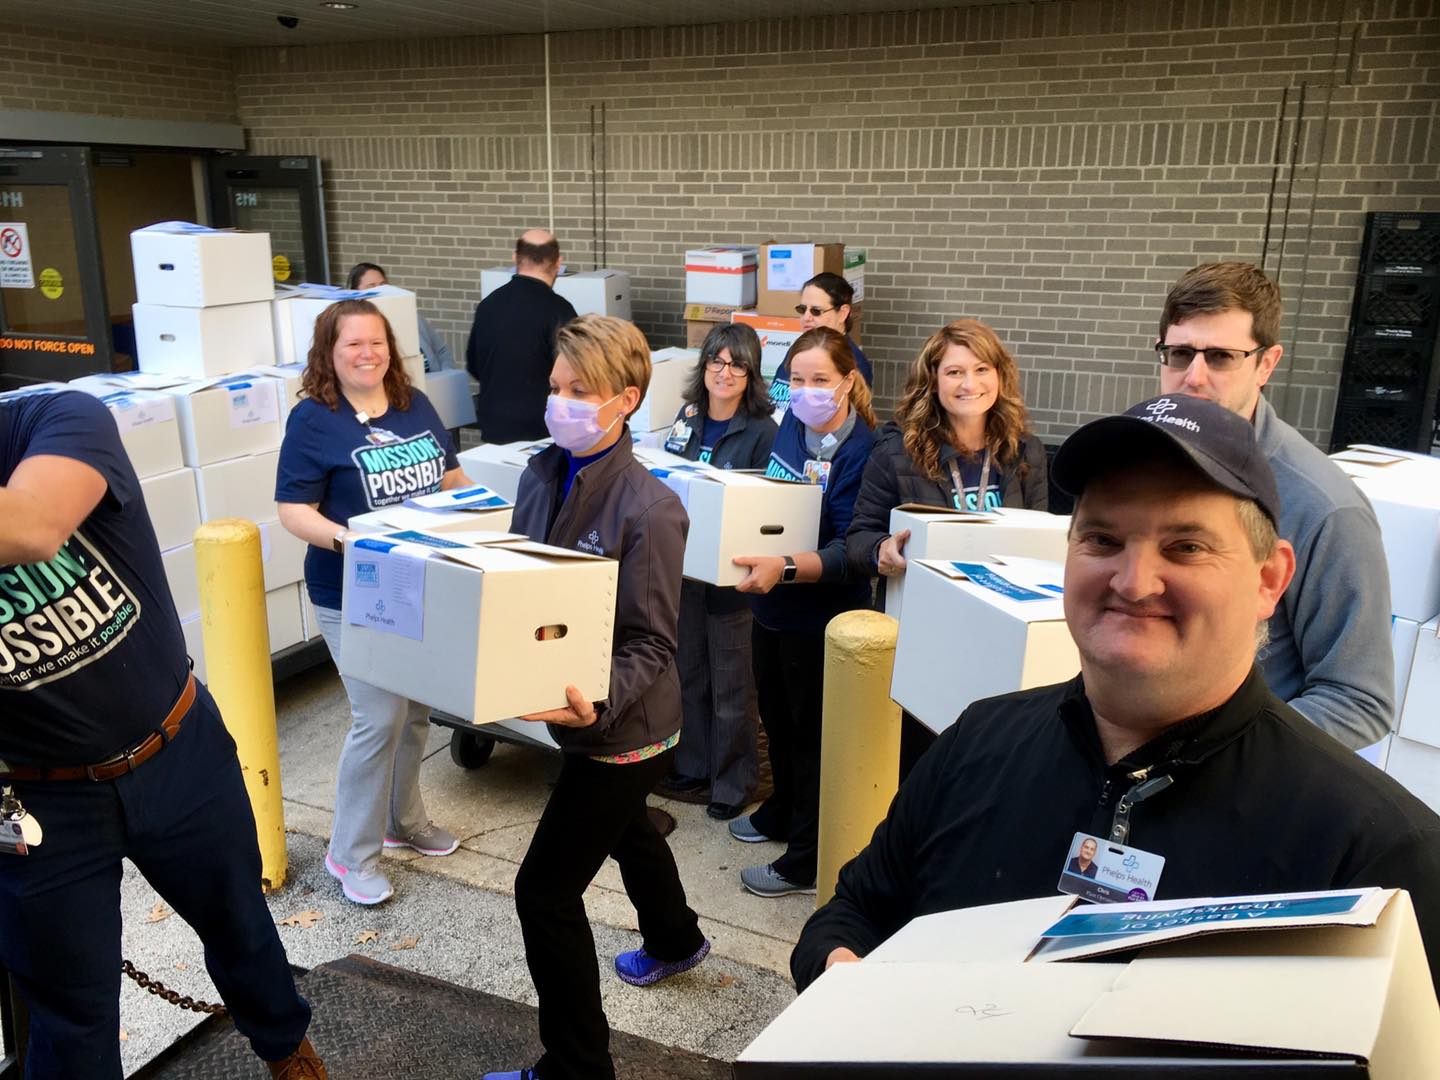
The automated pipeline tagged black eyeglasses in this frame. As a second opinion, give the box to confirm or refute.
[703,357,750,375]
[1155,343,1268,372]
[794,304,835,318]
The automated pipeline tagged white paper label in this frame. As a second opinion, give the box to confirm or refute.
[222,379,279,429]
[766,243,814,293]
[100,391,176,434]
[0,223,34,289]
[344,537,428,640]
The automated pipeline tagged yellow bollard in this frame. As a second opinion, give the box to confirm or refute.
[194,518,287,892]
[816,609,901,907]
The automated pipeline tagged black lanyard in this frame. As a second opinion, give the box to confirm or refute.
[1109,765,1175,844]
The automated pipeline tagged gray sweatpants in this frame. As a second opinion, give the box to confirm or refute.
[673,580,759,807]
[313,605,432,872]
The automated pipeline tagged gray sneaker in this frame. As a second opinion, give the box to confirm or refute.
[325,851,394,905]
[384,821,459,856]
[740,862,815,898]
[728,814,775,844]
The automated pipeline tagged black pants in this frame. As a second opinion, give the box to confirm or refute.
[748,622,826,886]
[0,686,310,1078]
[515,748,703,1080]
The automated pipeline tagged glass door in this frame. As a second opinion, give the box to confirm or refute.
[0,146,112,390]
[207,155,328,286]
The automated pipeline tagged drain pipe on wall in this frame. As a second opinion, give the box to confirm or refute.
[545,33,555,232]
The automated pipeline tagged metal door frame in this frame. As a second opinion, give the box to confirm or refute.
[206,155,329,284]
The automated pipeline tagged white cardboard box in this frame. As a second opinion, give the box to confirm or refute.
[1397,617,1440,750]
[685,245,759,307]
[631,348,696,433]
[193,451,280,523]
[162,543,199,622]
[893,556,1079,733]
[1393,615,1422,719]
[644,462,823,587]
[1386,734,1440,814]
[259,519,307,590]
[479,266,513,299]
[133,300,277,380]
[163,375,283,468]
[885,505,1071,621]
[738,890,1439,1077]
[423,368,476,429]
[555,269,632,320]
[266,583,306,652]
[301,590,322,642]
[338,532,617,724]
[284,283,421,360]
[141,467,202,551]
[347,503,514,536]
[244,363,306,424]
[401,353,426,391]
[456,441,549,503]
[68,377,184,480]
[130,223,274,308]
[1331,449,1440,624]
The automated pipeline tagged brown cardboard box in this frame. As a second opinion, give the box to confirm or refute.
[757,242,846,316]
[683,302,746,323]
[685,320,713,348]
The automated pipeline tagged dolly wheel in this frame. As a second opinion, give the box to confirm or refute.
[450,729,495,769]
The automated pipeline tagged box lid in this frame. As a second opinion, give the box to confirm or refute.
[912,556,1067,621]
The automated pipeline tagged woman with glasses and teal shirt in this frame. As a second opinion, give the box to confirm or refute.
[728,327,877,898]
[654,324,779,821]
[768,272,874,415]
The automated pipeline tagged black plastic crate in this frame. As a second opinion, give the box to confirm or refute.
[1364,212,1440,276]
[1358,274,1439,332]
[1337,338,1436,401]
[1329,401,1425,453]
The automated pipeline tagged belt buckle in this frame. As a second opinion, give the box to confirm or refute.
[86,746,138,782]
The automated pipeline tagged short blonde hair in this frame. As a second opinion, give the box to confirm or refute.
[555,314,652,403]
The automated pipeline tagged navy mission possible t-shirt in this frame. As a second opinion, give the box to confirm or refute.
[275,393,458,610]
[0,389,189,764]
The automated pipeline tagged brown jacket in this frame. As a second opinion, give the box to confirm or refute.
[510,433,688,755]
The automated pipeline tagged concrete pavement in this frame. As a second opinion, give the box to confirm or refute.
[116,660,806,1074]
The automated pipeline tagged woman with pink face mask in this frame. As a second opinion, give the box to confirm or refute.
[727,327,878,898]
[489,314,708,1080]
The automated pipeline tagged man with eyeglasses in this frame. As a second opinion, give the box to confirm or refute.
[1154,261,1393,751]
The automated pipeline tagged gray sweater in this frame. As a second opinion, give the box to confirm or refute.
[1254,396,1394,749]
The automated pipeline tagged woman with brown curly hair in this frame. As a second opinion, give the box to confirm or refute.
[275,299,470,906]
[845,318,1048,586]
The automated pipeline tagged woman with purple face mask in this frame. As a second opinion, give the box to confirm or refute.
[487,315,708,1080]
[727,327,878,899]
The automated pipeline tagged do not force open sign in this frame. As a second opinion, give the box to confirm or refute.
[1,224,35,289]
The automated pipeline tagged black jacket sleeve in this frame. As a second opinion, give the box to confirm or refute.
[790,721,956,991]
[845,434,903,578]
[1019,436,1049,512]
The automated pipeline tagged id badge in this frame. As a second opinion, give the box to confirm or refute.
[1057,831,1163,904]
[802,459,832,490]
[0,787,42,856]
[663,421,692,454]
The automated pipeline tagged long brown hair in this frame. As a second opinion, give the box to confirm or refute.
[300,299,413,411]
[786,326,877,429]
[897,319,1029,481]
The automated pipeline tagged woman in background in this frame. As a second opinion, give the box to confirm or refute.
[768,271,873,415]
[348,260,454,372]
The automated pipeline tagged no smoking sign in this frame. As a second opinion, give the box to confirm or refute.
[0,222,35,288]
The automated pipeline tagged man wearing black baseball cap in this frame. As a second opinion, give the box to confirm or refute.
[790,394,1440,995]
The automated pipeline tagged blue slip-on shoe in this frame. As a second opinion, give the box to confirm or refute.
[614,938,711,987]
[481,1070,539,1080]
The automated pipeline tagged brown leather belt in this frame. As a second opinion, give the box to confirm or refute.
[1,673,197,783]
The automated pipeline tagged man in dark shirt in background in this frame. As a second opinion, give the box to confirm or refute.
[466,229,579,443]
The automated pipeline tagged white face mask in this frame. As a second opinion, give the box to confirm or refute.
[544,393,621,451]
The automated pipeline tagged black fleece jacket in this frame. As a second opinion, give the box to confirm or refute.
[791,667,1440,994]
[845,421,1050,578]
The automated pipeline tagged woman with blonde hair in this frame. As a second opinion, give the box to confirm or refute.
[846,317,1048,583]
[727,327,878,897]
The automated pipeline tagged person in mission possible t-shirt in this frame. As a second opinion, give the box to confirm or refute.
[276,299,470,908]
[0,386,325,1078]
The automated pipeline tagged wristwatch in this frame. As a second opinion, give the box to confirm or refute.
[780,555,798,584]
[331,528,348,553]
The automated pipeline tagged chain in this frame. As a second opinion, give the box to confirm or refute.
[121,959,228,1016]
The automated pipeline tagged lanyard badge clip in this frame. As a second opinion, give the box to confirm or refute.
[1108,768,1174,845]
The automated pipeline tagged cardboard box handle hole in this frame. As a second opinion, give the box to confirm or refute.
[534,624,568,641]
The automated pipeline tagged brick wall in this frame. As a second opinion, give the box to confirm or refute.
[1,25,236,124]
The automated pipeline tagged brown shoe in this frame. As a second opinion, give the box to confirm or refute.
[267,1037,328,1080]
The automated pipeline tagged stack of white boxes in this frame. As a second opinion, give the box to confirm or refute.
[1329,445,1440,802]
[631,347,698,439]
[118,222,314,670]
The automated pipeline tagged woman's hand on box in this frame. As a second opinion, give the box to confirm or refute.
[732,554,785,594]
[520,685,599,727]
[876,529,910,577]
